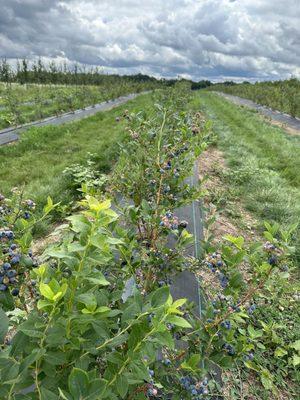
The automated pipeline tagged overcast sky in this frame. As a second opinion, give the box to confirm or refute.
[0,0,299,81]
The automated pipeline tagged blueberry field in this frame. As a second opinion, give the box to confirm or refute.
[0,82,164,131]
[209,79,300,118]
[0,76,299,400]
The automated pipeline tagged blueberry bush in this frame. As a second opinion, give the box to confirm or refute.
[0,86,297,399]
[0,189,56,311]
[210,78,300,118]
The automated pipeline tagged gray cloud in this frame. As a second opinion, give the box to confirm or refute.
[0,0,299,81]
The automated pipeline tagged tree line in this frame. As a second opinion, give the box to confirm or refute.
[0,58,170,86]
[0,58,214,89]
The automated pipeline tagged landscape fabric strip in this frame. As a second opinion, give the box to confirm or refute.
[170,160,223,395]
[170,160,203,316]
[0,92,143,146]
[216,92,300,131]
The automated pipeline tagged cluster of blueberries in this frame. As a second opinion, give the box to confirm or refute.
[1,236,38,298]
[263,241,280,266]
[0,239,20,295]
[156,157,181,180]
[0,194,35,220]
[0,195,38,296]
[244,352,255,362]
[211,294,239,315]
[146,369,158,397]
[204,252,229,289]
[220,320,231,330]
[180,375,209,398]
[160,211,188,231]
[222,343,235,356]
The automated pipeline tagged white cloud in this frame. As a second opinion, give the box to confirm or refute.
[0,0,299,81]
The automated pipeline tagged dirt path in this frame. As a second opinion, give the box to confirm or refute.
[0,92,144,146]
[216,92,300,135]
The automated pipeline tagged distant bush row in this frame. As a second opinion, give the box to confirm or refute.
[209,78,300,118]
[0,58,170,87]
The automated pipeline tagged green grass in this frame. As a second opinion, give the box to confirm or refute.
[199,91,300,233]
[0,92,154,230]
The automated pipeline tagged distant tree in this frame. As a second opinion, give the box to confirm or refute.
[49,61,58,84]
[20,59,29,84]
[191,80,212,90]
[0,59,11,83]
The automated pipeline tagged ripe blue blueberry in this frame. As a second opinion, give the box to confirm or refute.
[268,255,277,266]
[23,212,30,220]
[3,262,11,270]
[0,284,7,291]
[11,256,20,265]
[248,304,256,314]
[11,288,19,296]
[5,231,14,240]
[221,320,231,330]
[7,270,17,278]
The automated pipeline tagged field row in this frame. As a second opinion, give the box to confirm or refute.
[0,87,299,399]
[210,78,300,118]
[0,81,159,130]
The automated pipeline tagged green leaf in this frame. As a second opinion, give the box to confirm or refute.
[0,357,19,383]
[0,307,9,344]
[84,272,110,286]
[229,271,244,289]
[171,298,186,310]
[77,293,97,310]
[0,291,14,311]
[107,237,124,245]
[166,315,192,329]
[87,379,107,399]
[153,331,174,349]
[39,283,55,301]
[181,354,201,371]
[44,196,55,214]
[248,325,262,339]
[41,387,58,400]
[20,348,46,372]
[68,368,89,400]
[151,286,170,308]
[58,388,72,400]
[291,340,300,351]
[37,299,53,310]
[260,369,273,390]
[292,355,300,367]
[263,231,274,242]
[116,374,128,398]
[130,362,151,382]
[223,235,244,249]
[274,347,287,357]
[44,351,68,366]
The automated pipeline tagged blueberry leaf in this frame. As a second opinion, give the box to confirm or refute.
[0,307,9,343]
